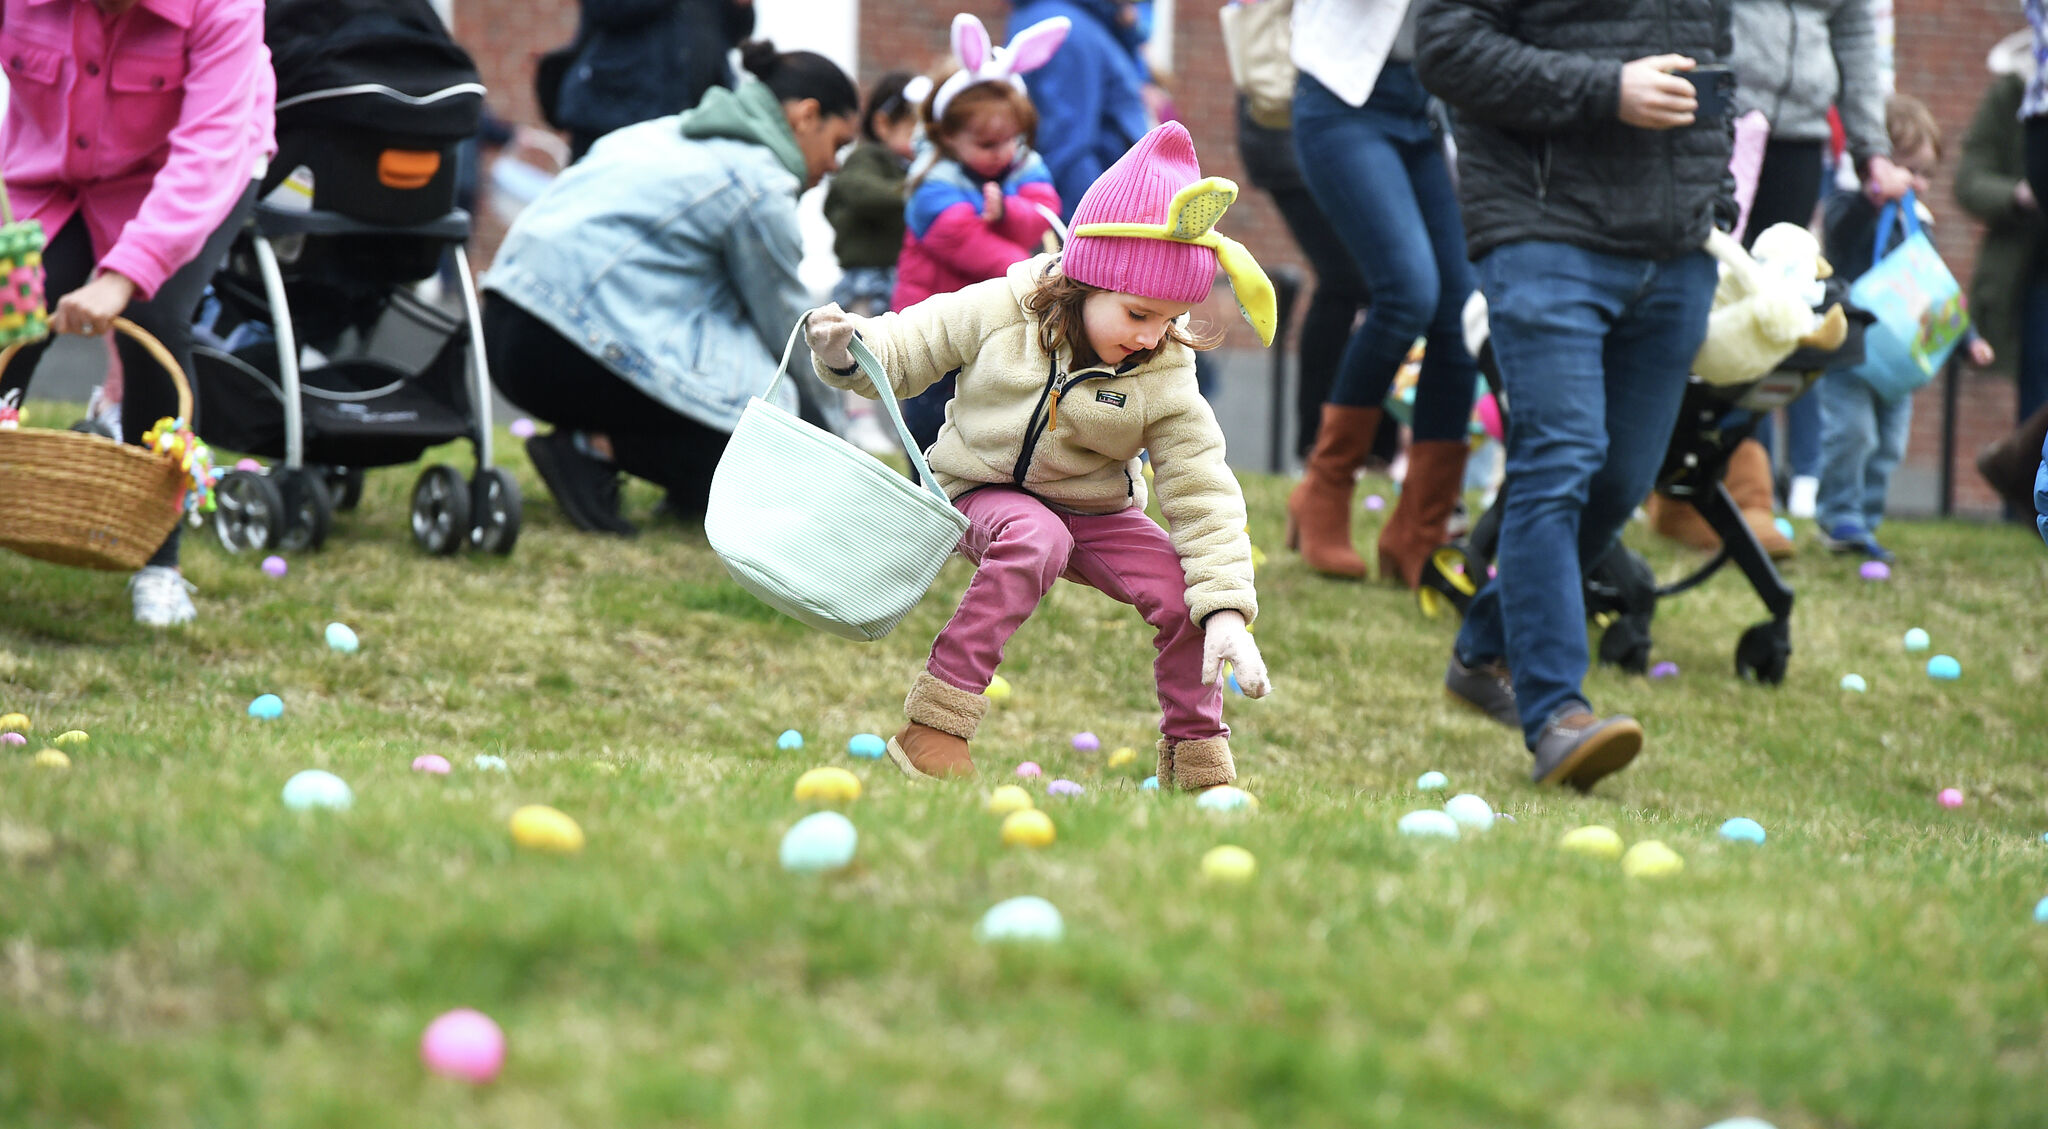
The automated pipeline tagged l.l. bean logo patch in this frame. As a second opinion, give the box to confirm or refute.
[1095,390,1127,409]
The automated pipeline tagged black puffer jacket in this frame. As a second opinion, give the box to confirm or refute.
[555,0,754,139]
[1415,0,1735,262]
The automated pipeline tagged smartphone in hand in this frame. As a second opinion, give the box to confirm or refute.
[1681,64,1736,123]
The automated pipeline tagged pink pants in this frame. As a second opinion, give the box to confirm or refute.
[927,487,1225,742]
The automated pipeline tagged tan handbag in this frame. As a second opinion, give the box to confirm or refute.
[1219,0,1296,130]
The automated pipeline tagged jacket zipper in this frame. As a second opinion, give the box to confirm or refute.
[1769,0,1798,129]
[1533,138,1550,202]
[1010,363,1116,485]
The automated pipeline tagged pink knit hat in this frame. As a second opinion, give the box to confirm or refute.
[1061,122,1217,305]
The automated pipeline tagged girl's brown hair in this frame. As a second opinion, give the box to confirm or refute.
[905,75,1040,191]
[1021,265,1222,367]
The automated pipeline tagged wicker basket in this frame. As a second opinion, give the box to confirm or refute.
[0,317,194,571]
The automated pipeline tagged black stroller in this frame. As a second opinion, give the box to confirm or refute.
[1418,278,1872,685]
[191,0,519,556]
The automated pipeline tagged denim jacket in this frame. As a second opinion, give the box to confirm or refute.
[484,83,840,434]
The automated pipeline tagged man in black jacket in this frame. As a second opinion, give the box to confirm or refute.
[1417,0,1731,792]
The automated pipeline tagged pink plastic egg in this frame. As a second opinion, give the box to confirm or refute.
[1938,787,1964,808]
[420,1008,504,1083]
[234,457,262,472]
[1016,761,1042,778]
[0,732,25,746]
[411,754,451,775]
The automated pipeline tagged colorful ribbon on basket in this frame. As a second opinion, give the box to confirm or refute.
[141,416,217,514]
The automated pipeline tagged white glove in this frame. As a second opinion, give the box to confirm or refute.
[1201,610,1270,698]
[805,303,860,371]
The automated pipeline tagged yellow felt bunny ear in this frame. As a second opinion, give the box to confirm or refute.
[1164,177,1237,239]
[1070,175,1278,347]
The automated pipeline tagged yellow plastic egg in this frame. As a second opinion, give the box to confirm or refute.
[983,674,1013,703]
[1559,825,1624,860]
[1106,747,1138,769]
[52,730,88,748]
[509,805,585,854]
[793,766,862,806]
[1621,840,1684,878]
[985,784,1034,815]
[1201,845,1257,884]
[33,748,70,770]
[1000,808,1056,848]
[0,713,28,732]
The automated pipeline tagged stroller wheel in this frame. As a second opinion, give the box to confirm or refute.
[1417,544,1478,619]
[468,468,522,555]
[411,465,471,556]
[274,468,333,553]
[1734,620,1791,685]
[324,466,364,512]
[1598,615,1655,673]
[213,470,284,554]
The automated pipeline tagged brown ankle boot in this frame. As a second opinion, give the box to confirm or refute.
[1977,402,2048,517]
[1724,438,1793,559]
[1376,439,1470,588]
[1646,492,1722,552]
[1156,735,1236,791]
[885,670,988,780]
[1286,403,1381,578]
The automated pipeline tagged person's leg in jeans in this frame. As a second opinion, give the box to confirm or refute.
[1263,182,1370,459]
[1814,368,1878,536]
[1861,389,1913,536]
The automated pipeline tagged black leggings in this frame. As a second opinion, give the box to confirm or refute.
[0,181,258,567]
[1744,138,1826,247]
[483,296,729,516]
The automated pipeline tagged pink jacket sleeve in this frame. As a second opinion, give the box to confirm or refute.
[991,181,1061,252]
[919,201,1038,283]
[98,0,274,299]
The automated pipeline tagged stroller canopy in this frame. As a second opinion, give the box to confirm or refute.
[267,0,484,141]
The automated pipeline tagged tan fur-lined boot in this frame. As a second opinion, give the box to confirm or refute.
[1285,403,1382,578]
[886,670,989,780]
[1376,439,1470,589]
[1156,735,1236,792]
[1645,491,1721,552]
[1724,438,1794,559]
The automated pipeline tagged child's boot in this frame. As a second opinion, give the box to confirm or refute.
[1155,735,1236,792]
[886,669,988,780]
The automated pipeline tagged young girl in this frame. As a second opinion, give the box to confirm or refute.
[894,13,1069,453]
[823,72,919,318]
[805,122,1278,792]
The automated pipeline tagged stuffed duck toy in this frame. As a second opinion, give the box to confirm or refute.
[1693,223,1850,386]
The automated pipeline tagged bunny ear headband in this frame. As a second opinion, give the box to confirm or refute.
[1072,177,1280,348]
[911,13,1070,123]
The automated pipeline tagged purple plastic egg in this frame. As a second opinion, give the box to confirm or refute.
[1016,761,1042,778]
[1860,560,1890,581]
[508,417,537,439]
[412,754,451,775]
[1363,494,1386,511]
[1046,779,1083,796]
[261,555,288,578]
[1070,732,1100,752]
[1649,661,1679,680]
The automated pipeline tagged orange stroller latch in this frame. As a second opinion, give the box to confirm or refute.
[377,149,441,189]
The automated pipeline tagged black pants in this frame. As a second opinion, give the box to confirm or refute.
[0,181,258,567]
[1743,139,1828,483]
[483,296,729,516]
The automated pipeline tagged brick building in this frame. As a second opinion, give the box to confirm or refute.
[451,0,2032,514]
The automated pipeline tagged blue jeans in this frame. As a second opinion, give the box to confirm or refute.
[1814,368,1912,534]
[1292,66,1477,441]
[1454,242,1717,746]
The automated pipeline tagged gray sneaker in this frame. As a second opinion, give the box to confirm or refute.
[1530,708,1643,792]
[1444,654,1518,728]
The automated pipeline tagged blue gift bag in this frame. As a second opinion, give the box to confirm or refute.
[1841,190,1969,400]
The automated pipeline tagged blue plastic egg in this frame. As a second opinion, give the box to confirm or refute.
[1398,810,1461,839]
[975,895,1065,943]
[324,622,359,653]
[779,811,857,873]
[776,729,804,751]
[248,694,284,720]
[1416,770,1448,791]
[1226,672,1243,696]
[2035,896,2048,924]
[1772,517,1794,540]
[1701,1120,1782,1129]
[1926,654,1961,681]
[1195,786,1255,812]
[281,769,352,811]
[1140,775,1159,790]
[1719,817,1766,844]
[1903,627,1930,652]
[473,755,507,772]
[1444,793,1495,832]
[1839,673,1867,693]
[846,733,886,759]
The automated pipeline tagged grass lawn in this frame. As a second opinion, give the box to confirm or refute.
[2,418,2045,1129]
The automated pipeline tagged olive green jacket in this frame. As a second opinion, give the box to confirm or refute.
[1955,70,2046,376]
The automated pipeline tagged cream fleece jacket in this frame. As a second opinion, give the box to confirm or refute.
[816,254,1257,626]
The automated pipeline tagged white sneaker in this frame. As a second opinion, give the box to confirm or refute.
[1787,475,1819,519]
[129,566,197,627]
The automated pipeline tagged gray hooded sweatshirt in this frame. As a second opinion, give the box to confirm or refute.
[1729,0,1890,166]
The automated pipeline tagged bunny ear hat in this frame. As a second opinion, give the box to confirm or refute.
[925,12,1070,122]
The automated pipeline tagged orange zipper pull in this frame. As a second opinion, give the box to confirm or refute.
[1047,386,1062,432]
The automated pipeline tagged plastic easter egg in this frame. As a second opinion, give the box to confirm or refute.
[1839,673,1868,693]
[776,729,804,751]
[1444,793,1495,832]
[1045,779,1083,797]
[1397,810,1460,839]
[1195,786,1257,813]
[509,417,537,439]
[983,674,1013,702]
[1701,1120,1781,1129]
[846,733,886,759]
[248,693,284,720]
[0,732,24,746]
[1001,808,1056,848]
[1071,732,1100,752]
[1140,775,1160,790]
[975,895,1064,943]
[52,730,87,747]
[1416,770,1448,791]
[1363,494,1386,511]
[281,769,352,811]
[1859,560,1890,581]
[1107,746,1138,769]
[1649,661,1680,679]
[1015,761,1042,778]
[779,811,857,872]
[412,754,451,775]
[324,623,359,653]
[2034,896,2048,924]
[473,755,508,772]
[509,805,585,854]
[1938,787,1964,808]
[1201,845,1257,884]
[1772,517,1794,540]
[1926,654,1961,681]
[1559,825,1623,859]
[794,766,862,806]
[1903,627,1930,652]
[33,748,69,770]
[0,712,28,732]
[985,784,1034,815]
[420,1008,505,1083]
[234,457,263,473]
[1621,840,1684,878]
[1718,817,1766,844]
[261,555,288,578]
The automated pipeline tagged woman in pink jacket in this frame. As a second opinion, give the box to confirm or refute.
[0,0,275,627]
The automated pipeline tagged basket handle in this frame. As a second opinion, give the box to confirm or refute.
[0,316,191,423]
[766,316,953,508]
